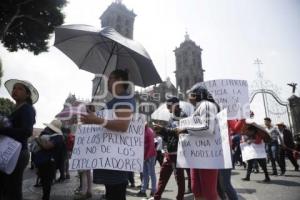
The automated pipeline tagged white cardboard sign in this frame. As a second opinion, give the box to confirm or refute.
[0,136,22,174]
[69,110,145,172]
[194,79,250,120]
[176,109,232,169]
[240,142,267,162]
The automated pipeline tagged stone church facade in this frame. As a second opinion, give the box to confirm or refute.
[174,33,204,94]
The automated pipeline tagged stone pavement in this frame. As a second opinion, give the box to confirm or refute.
[23,160,300,200]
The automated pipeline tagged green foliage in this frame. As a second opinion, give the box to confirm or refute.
[0,98,15,116]
[0,0,67,55]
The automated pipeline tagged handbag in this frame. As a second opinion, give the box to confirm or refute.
[0,135,22,174]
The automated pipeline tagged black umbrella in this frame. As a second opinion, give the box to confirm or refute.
[54,24,162,96]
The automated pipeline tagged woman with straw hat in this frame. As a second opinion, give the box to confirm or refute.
[0,79,38,200]
[33,119,64,200]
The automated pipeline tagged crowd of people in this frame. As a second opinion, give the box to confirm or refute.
[0,69,299,200]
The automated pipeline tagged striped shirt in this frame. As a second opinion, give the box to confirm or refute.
[186,100,218,135]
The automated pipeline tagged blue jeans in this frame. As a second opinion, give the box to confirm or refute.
[141,156,157,193]
[219,169,238,200]
[267,142,284,173]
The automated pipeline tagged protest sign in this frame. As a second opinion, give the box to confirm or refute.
[240,142,267,162]
[0,135,22,174]
[194,79,250,120]
[177,109,232,169]
[69,110,145,172]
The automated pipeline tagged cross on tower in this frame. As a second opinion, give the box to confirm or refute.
[254,58,263,79]
[253,58,269,117]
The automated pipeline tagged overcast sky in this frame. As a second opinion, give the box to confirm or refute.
[0,0,299,127]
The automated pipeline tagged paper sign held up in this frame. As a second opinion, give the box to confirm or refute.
[177,109,232,169]
[240,142,267,162]
[0,136,22,174]
[193,79,250,120]
[69,110,146,172]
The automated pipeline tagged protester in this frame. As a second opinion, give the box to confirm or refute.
[242,124,271,182]
[81,69,135,200]
[277,123,299,173]
[179,86,220,200]
[65,128,75,179]
[264,117,285,175]
[33,119,64,200]
[56,130,67,182]
[153,97,187,200]
[75,104,96,200]
[219,119,246,200]
[0,79,38,200]
[136,123,157,198]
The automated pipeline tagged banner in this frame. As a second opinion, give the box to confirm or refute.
[0,135,22,174]
[194,79,250,120]
[240,142,267,162]
[177,109,232,169]
[69,110,145,172]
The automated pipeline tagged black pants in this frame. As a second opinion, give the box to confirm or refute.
[128,171,135,186]
[105,182,127,200]
[156,150,164,166]
[279,147,299,171]
[0,150,29,200]
[38,160,56,200]
[246,158,269,179]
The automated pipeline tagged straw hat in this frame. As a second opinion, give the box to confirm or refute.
[276,122,286,127]
[4,79,39,104]
[43,119,63,134]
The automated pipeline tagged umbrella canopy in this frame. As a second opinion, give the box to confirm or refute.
[151,101,195,122]
[54,24,162,90]
[242,122,272,143]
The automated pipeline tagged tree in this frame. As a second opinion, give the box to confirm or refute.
[0,0,67,55]
[0,98,15,116]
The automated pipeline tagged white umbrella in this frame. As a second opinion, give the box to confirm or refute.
[151,101,195,121]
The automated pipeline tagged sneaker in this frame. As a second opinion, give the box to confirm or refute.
[74,192,92,200]
[263,177,271,182]
[136,191,147,197]
[184,189,192,194]
[271,172,278,176]
[242,177,250,181]
[34,183,42,187]
[128,184,136,188]
[150,191,155,197]
[279,171,285,176]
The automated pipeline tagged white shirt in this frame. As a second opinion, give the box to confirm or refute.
[186,100,218,135]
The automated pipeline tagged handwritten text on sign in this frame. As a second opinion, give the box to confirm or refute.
[69,111,145,172]
[195,79,250,120]
[240,142,267,162]
[177,109,232,169]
